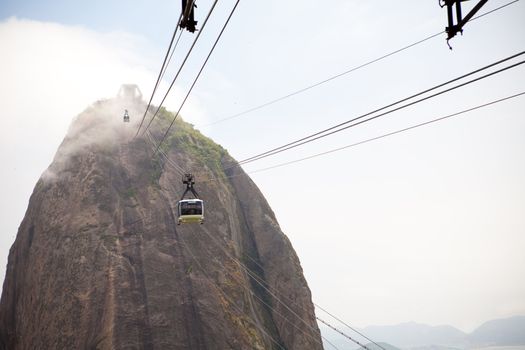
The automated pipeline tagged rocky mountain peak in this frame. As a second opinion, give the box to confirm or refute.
[0,95,322,349]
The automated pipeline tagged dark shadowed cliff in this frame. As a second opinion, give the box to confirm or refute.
[0,93,322,349]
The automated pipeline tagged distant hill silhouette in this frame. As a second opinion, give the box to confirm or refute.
[320,315,525,349]
[362,322,467,348]
[318,327,402,350]
[469,315,525,346]
[366,341,404,350]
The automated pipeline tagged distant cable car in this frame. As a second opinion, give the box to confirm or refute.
[123,109,130,122]
[177,173,204,225]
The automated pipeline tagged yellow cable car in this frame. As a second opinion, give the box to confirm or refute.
[177,199,204,225]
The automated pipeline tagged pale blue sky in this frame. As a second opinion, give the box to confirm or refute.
[1,0,524,341]
[0,0,176,41]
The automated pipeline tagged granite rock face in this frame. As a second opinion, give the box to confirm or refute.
[0,97,322,349]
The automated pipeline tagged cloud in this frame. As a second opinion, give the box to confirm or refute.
[0,17,205,290]
[0,17,207,149]
[0,18,152,147]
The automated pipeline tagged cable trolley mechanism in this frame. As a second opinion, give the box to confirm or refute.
[180,0,198,33]
[177,173,204,225]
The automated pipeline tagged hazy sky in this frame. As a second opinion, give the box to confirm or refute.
[1,0,524,339]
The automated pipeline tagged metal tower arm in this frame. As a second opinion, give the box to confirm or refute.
[442,0,489,41]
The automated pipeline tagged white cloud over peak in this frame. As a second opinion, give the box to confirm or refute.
[0,17,205,289]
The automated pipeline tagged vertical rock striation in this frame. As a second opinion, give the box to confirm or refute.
[0,97,322,349]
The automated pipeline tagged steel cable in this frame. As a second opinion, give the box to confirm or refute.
[142,0,220,136]
[152,0,242,154]
[136,10,185,137]
[233,52,525,167]
[200,0,519,128]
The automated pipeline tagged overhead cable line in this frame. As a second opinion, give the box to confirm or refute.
[109,213,287,349]
[115,146,291,348]
[236,51,524,165]
[317,317,372,350]
[201,0,519,127]
[119,139,369,350]
[234,52,525,166]
[146,130,186,176]
[141,147,341,348]
[176,229,287,350]
[159,30,185,84]
[136,10,185,137]
[158,147,186,176]
[244,91,525,174]
[194,90,524,184]
[196,227,341,349]
[144,144,325,347]
[153,0,242,154]
[198,218,380,349]
[141,88,524,350]
[313,303,387,350]
[195,231,333,349]
[141,0,220,136]
[207,217,383,350]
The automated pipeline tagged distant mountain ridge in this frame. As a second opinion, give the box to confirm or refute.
[469,316,525,346]
[358,316,525,349]
[362,322,467,348]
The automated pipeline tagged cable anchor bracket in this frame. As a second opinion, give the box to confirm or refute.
[180,0,198,33]
[442,0,488,46]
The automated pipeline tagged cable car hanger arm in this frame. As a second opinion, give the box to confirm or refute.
[181,173,200,200]
[180,0,198,33]
[441,0,489,46]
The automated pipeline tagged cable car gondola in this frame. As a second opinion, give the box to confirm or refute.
[123,109,130,123]
[177,173,204,225]
[178,198,204,225]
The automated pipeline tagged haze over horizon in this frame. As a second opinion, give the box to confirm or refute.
[358,314,525,331]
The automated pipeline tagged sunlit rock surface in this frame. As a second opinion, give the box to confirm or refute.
[0,96,322,349]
